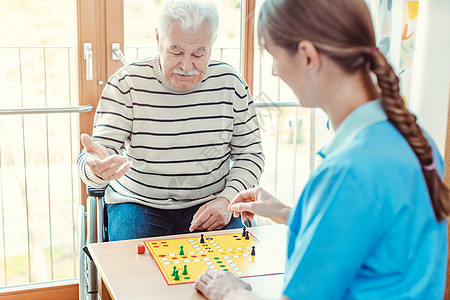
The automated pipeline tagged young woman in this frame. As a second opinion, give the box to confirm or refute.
[193,0,450,299]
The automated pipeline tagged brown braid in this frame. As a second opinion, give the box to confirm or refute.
[369,51,450,221]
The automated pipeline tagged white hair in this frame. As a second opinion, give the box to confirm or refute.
[157,0,219,39]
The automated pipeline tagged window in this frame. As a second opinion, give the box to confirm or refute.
[0,0,80,287]
[252,0,333,216]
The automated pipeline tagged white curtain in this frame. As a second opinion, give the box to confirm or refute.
[367,0,420,105]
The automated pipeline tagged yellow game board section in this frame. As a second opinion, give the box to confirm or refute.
[144,232,284,285]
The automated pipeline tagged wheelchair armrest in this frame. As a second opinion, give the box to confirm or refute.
[87,186,106,198]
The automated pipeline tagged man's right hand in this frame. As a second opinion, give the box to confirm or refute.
[81,133,130,181]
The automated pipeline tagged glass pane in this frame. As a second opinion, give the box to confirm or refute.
[0,0,79,287]
[252,0,333,224]
[123,0,242,71]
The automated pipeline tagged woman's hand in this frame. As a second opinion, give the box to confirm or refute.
[229,187,292,225]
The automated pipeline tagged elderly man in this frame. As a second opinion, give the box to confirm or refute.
[77,0,264,241]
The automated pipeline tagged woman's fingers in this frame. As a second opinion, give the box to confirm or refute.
[229,188,258,206]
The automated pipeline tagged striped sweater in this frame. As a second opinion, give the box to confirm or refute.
[77,55,265,209]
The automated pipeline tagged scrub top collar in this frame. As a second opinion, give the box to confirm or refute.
[318,99,387,159]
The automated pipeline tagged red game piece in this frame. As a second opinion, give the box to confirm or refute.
[137,244,145,254]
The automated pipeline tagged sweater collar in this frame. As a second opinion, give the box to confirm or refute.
[318,99,387,159]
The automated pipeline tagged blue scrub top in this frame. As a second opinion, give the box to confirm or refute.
[283,100,447,299]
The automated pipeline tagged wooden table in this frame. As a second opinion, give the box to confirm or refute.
[88,224,287,300]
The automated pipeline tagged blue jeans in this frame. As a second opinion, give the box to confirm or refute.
[106,202,244,241]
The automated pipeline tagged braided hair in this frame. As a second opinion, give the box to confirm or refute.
[369,50,450,221]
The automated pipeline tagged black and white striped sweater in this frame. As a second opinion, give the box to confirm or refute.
[77,56,264,209]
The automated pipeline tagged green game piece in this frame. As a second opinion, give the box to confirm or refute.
[184,277,190,279]
[174,269,180,280]
[182,264,188,275]
[171,266,177,276]
[179,245,184,255]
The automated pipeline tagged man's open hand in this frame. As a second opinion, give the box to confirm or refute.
[81,133,130,181]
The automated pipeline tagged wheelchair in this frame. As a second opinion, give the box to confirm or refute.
[78,187,254,300]
[79,187,107,300]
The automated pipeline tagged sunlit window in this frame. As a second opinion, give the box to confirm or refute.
[0,0,79,287]
[252,0,333,217]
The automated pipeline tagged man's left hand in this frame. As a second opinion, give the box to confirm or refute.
[189,197,232,232]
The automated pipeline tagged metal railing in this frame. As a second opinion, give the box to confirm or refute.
[0,46,84,288]
[0,105,93,115]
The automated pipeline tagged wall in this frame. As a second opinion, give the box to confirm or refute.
[410,0,450,154]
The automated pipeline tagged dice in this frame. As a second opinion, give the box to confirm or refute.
[137,244,145,254]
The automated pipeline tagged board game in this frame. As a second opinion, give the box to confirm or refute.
[143,229,284,285]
